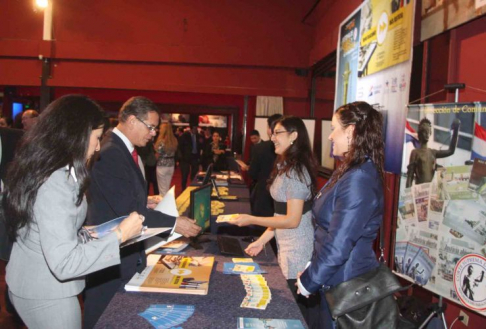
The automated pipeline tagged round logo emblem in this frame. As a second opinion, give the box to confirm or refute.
[170,268,192,276]
[376,11,389,45]
[453,254,486,311]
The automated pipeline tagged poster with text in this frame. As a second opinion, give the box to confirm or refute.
[395,103,486,315]
[335,8,361,109]
[335,0,415,173]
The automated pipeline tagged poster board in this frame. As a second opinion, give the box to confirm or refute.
[254,117,315,148]
[334,0,415,174]
[321,120,335,171]
[395,102,486,315]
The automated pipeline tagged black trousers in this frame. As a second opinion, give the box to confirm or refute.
[287,279,322,329]
[180,154,199,190]
[144,164,159,195]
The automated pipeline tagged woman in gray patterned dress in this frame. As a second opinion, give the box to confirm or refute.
[229,116,319,327]
[154,122,178,196]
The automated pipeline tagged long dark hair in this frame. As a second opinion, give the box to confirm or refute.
[326,101,385,190]
[4,95,105,240]
[268,116,318,196]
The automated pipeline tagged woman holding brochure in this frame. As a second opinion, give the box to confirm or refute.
[228,116,319,327]
[4,95,143,329]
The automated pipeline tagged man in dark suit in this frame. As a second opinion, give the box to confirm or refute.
[0,127,24,317]
[248,114,282,217]
[178,125,203,190]
[84,97,200,328]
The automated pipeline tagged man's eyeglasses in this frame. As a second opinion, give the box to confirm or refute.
[135,117,158,133]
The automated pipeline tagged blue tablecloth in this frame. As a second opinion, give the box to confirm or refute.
[94,236,308,329]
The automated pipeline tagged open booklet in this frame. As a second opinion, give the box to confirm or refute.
[144,186,182,254]
[78,186,181,250]
[78,216,171,248]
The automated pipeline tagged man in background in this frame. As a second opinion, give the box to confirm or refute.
[248,129,262,164]
[178,125,202,190]
[21,110,39,131]
[247,114,282,217]
[84,97,200,328]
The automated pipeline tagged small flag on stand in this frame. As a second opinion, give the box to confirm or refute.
[405,121,420,148]
[471,123,486,161]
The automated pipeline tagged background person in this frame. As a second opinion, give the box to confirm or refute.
[229,116,319,327]
[3,95,143,329]
[178,125,203,190]
[202,130,226,171]
[297,101,385,328]
[246,114,282,217]
[154,122,178,196]
[21,109,39,131]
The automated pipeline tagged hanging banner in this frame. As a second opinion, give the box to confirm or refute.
[421,0,486,41]
[395,102,486,315]
[335,0,415,173]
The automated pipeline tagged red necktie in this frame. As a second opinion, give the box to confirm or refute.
[131,149,139,166]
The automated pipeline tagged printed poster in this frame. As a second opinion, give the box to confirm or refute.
[395,103,486,315]
[335,0,415,173]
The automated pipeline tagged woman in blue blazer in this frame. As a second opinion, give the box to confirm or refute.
[3,95,143,329]
[297,101,385,328]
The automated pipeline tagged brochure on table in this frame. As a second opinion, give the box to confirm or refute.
[125,255,215,295]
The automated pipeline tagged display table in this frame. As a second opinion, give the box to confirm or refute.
[94,236,308,329]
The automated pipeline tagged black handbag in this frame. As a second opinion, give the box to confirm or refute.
[324,224,411,329]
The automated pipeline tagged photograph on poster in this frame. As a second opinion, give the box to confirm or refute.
[395,102,486,315]
[170,113,190,126]
[198,115,227,128]
[160,113,171,123]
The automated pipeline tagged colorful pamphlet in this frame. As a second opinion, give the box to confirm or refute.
[237,317,305,329]
[125,255,215,295]
[240,274,271,310]
[138,304,194,328]
[223,262,266,275]
[78,215,171,248]
[216,214,239,223]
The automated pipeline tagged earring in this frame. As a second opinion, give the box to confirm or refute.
[347,136,350,151]
[290,140,294,145]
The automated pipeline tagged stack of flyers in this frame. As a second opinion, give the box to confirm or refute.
[395,241,436,285]
[240,274,271,310]
[138,304,194,328]
[237,317,305,329]
[223,262,267,275]
[232,258,254,263]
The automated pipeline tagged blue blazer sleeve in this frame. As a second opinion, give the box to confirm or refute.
[300,166,382,293]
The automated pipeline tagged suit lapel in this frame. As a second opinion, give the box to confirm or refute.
[109,133,146,188]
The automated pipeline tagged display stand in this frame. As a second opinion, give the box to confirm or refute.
[416,82,465,329]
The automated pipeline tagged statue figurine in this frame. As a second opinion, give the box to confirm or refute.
[406,118,461,188]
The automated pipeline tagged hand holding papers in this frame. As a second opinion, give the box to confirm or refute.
[79,213,170,248]
[216,214,239,223]
[147,195,163,209]
[144,186,183,254]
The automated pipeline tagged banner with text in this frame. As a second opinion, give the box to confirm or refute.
[396,103,486,315]
[335,0,415,173]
